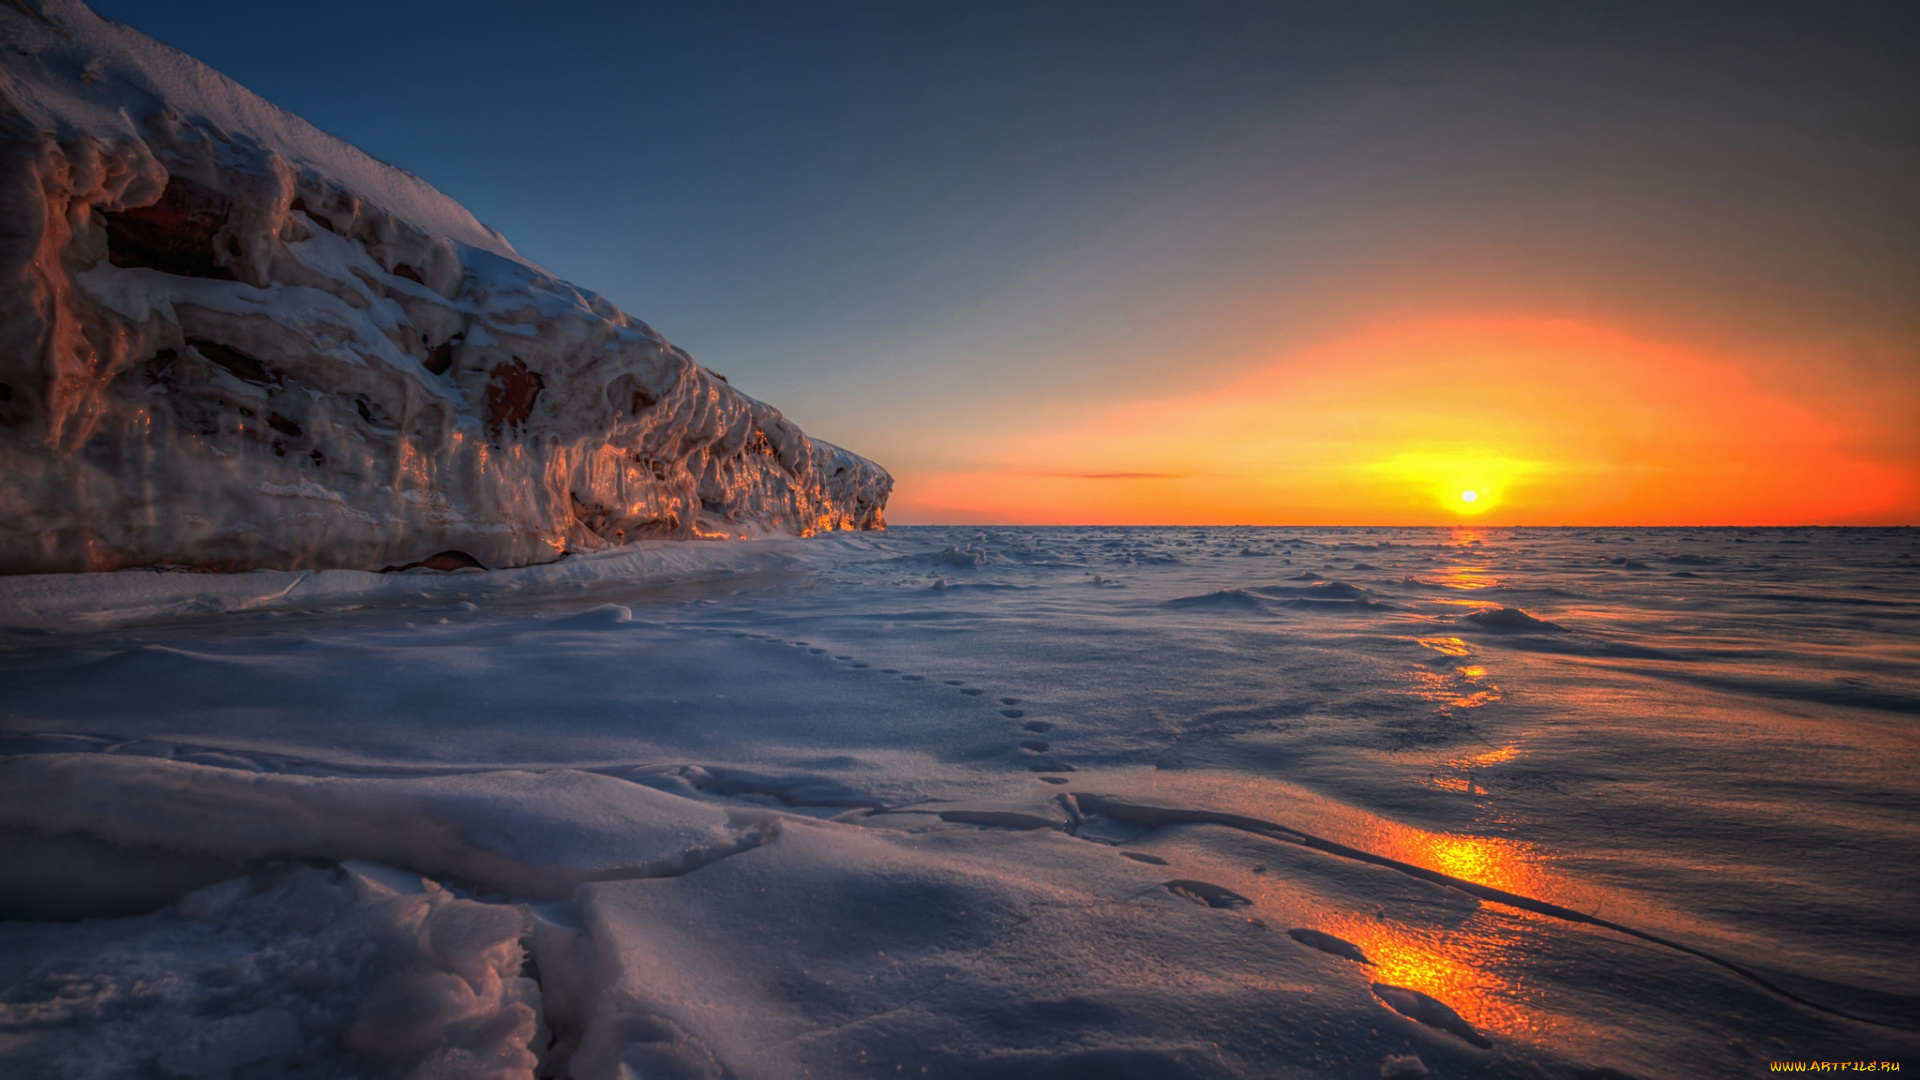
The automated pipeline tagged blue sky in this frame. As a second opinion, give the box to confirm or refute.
[90,1,1920,522]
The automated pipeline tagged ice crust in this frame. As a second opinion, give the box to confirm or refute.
[2,526,1916,1077]
[0,862,546,1079]
[0,756,766,906]
[0,0,889,574]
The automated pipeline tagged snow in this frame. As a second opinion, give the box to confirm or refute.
[0,535,820,631]
[0,0,889,575]
[2,4,1915,1077]
[2,525,1916,1077]
[0,864,545,1079]
[0,757,762,902]
[0,0,524,263]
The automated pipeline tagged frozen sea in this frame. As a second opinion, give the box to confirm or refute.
[1,526,1915,1079]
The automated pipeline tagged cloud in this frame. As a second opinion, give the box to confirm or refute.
[1025,472,1187,480]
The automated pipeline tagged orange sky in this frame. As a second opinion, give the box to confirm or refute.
[890,318,1918,526]
[125,4,1909,528]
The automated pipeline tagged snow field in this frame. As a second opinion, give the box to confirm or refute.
[1,526,1916,1076]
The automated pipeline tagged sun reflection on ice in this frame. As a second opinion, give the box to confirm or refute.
[1327,912,1541,1040]
[1427,742,1519,794]
[1415,636,1473,657]
[1406,669,1502,713]
[1405,566,1505,597]
[1414,831,1533,893]
[1348,814,1557,908]
[1316,826,1561,1040]
[1406,637,1503,716]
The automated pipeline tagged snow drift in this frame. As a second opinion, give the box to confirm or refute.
[4,527,1916,1076]
[0,0,890,574]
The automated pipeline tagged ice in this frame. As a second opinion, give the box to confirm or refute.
[0,864,542,1079]
[1381,1053,1429,1079]
[0,756,765,906]
[1288,926,1373,965]
[1164,587,1273,612]
[2,526,1918,1077]
[0,0,888,575]
[1458,605,1566,632]
[8,3,1913,1075]
[1371,984,1493,1049]
[0,534,824,631]
[559,816,1495,1079]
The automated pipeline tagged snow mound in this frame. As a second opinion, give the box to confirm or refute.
[1164,587,1273,612]
[0,863,545,1079]
[0,0,889,574]
[1459,605,1566,632]
[0,755,768,908]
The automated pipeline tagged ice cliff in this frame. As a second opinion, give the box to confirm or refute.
[0,0,890,574]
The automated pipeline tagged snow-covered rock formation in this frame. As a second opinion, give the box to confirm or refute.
[0,0,889,574]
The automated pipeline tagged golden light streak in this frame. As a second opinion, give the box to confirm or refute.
[891,317,1916,525]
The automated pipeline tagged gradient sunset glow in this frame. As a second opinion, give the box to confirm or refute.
[893,318,1917,526]
[102,3,1920,528]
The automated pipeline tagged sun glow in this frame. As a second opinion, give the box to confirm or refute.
[889,317,1916,525]
[1360,450,1535,517]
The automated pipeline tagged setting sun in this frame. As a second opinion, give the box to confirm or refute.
[1359,450,1534,519]
[2,4,1914,1075]
[893,318,1916,525]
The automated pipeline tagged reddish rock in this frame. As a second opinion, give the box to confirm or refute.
[102,176,233,279]
[485,358,544,438]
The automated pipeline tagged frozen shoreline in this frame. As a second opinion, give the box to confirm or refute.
[0,535,859,634]
[2,526,1916,1077]
[1,0,888,576]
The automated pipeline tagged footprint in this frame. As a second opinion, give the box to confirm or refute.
[1037,776,1069,785]
[834,655,852,660]
[881,669,900,674]
[851,663,869,669]
[1120,851,1169,866]
[960,688,985,696]
[943,680,964,686]
[1001,709,1025,719]
[999,697,1021,706]
[902,674,925,682]
[1371,984,1492,1048]
[1164,880,1253,910]
[1027,761,1075,773]
[1022,721,1054,733]
[1020,740,1050,753]
[808,648,826,654]
[1287,928,1372,965]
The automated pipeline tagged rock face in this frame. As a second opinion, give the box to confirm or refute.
[0,0,890,574]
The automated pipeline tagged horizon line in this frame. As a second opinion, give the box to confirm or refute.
[879,523,1916,529]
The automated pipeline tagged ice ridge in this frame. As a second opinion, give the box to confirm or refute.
[0,0,890,573]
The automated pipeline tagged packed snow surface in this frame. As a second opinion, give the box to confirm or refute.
[2,526,1916,1078]
[0,0,889,575]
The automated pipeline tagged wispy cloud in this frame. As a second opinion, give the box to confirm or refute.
[892,318,1918,526]
[1027,471,1187,480]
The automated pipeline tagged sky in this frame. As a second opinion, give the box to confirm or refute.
[91,0,1920,525]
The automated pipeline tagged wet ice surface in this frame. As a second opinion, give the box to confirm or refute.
[2,526,1917,1078]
